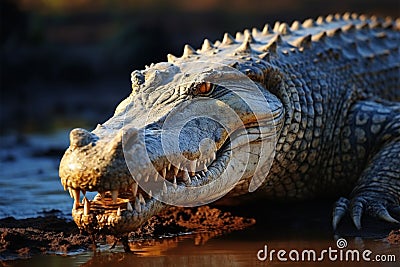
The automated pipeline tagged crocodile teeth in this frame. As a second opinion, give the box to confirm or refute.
[173,176,177,189]
[196,160,201,168]
[189,160,196,175]
[183,168,190,182]
[149,190,153,199]
[144,175,149,182]
[68,188,74,198]
[162,168,167,178]
[154,172,158,182]
[173,162,180,176]
[83,197,90,215]
[72,189,80,209]
[134,197,141,213]
[127,202,133,212]
[117,207,121,216]
[163,181,168,194]
[203,163,208,172]
[131,183,138,198]
[111,190,118,204]
[139,193,145,205]
[167,162,172,171]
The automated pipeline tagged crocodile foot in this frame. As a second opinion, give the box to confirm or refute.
[332,196,400,231]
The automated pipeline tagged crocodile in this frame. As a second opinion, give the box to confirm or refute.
[59,13,400,234]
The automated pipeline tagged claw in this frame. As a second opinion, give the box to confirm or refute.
[350,200,365,230]
[332,197,349,230]
[373,204,400,224]
[378,210,400,224]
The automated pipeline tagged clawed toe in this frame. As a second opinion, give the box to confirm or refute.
[350,197,367,230]
[368,203,400,224]
[332,197,400,230]
[332,197,349,231]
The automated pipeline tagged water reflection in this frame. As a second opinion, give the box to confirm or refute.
[15,233,396,267]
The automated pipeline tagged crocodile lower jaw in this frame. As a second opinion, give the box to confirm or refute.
[68,143,232,233]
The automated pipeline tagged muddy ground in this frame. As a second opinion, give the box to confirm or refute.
[0,206,255,261]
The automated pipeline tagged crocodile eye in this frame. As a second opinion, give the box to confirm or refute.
[198,82,213,95]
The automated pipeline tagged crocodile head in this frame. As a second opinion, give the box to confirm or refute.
[59,47,285,234]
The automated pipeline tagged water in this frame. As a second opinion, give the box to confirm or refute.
[0,132,74,218]
[1,131,399,266]
[10,232,400,266]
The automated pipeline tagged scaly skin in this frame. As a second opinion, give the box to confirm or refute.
[59,13,400,234]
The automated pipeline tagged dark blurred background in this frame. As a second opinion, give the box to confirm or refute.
[1,0,399,135]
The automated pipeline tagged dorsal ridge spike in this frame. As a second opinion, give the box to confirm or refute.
[325,14,335,22]
[201,39,214,52]
[243,29,256,43]
[342,23,356,32]
[278,23,291,35]
[359,14,369,21]
[351,13,359,19]
[261,34,282,53]
[290,20,302,31]
[252,27,261,36]
[327,28,342,37]
[222,32,236,45]
[262,24,273,35]
[302,18,316,28]
[167,53,177,63]
[312,31,327,42]
[235,31,243,40]
[342,12,351,20]
[395,18,400,30]
[273,21,281,32]
[292,34,312,48]
[182,44,197,57]
[316,16,325,24]
[235,38,252,53]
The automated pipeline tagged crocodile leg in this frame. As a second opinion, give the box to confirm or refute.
[333,100,400,230]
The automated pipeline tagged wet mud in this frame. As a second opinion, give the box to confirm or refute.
[0,206,255,261]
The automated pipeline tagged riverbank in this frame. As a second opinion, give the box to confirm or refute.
[0,206,255,261]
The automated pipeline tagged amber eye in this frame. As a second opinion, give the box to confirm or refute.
[198,82,213,94]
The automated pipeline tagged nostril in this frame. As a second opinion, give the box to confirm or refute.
[70,128,98,148]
